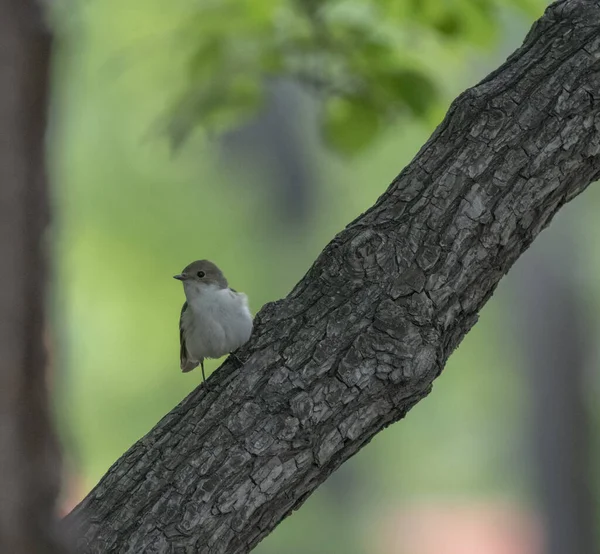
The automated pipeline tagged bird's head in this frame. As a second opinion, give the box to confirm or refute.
[174,260,228,296]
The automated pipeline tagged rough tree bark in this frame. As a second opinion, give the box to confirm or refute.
[66,0,600,552]
[0,1,64,553]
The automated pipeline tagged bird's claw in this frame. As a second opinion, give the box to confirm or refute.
[230,352,244,368]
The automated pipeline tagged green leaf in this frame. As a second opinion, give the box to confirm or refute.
[433,12,463,37]
[381,68,438,116]
[322,96,381,155]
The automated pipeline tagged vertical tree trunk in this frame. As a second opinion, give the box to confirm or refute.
[515,225,598,554]
[0,1,64,552]
[220,80,317,228]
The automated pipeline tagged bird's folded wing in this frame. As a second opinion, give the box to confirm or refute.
[179,301,198,372]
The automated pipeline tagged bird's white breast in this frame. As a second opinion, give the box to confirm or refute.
[183,285,253,360]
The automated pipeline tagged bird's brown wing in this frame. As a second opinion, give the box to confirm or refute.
[179,301,199,372]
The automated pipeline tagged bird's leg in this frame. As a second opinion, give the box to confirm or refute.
[201,360,207,385]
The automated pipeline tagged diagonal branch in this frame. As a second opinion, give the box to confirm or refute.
[65,0,600,552]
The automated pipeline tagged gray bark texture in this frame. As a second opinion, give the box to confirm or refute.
[66,0,600,552]
[0,1,64,553]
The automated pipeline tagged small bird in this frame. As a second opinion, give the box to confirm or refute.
[174,260,253,383]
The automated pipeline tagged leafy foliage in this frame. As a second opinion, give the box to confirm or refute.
[162,0,545,153]
[53,0,544,154]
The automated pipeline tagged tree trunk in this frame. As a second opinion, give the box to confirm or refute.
[0,1,63,553]
[514,225,598,554]
[65,0,600,552]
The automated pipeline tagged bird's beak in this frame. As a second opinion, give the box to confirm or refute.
[173,274,185,281]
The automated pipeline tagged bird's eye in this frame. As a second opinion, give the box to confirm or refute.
[197,271,206,278]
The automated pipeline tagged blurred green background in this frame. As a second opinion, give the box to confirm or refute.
[49,0,600,552]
